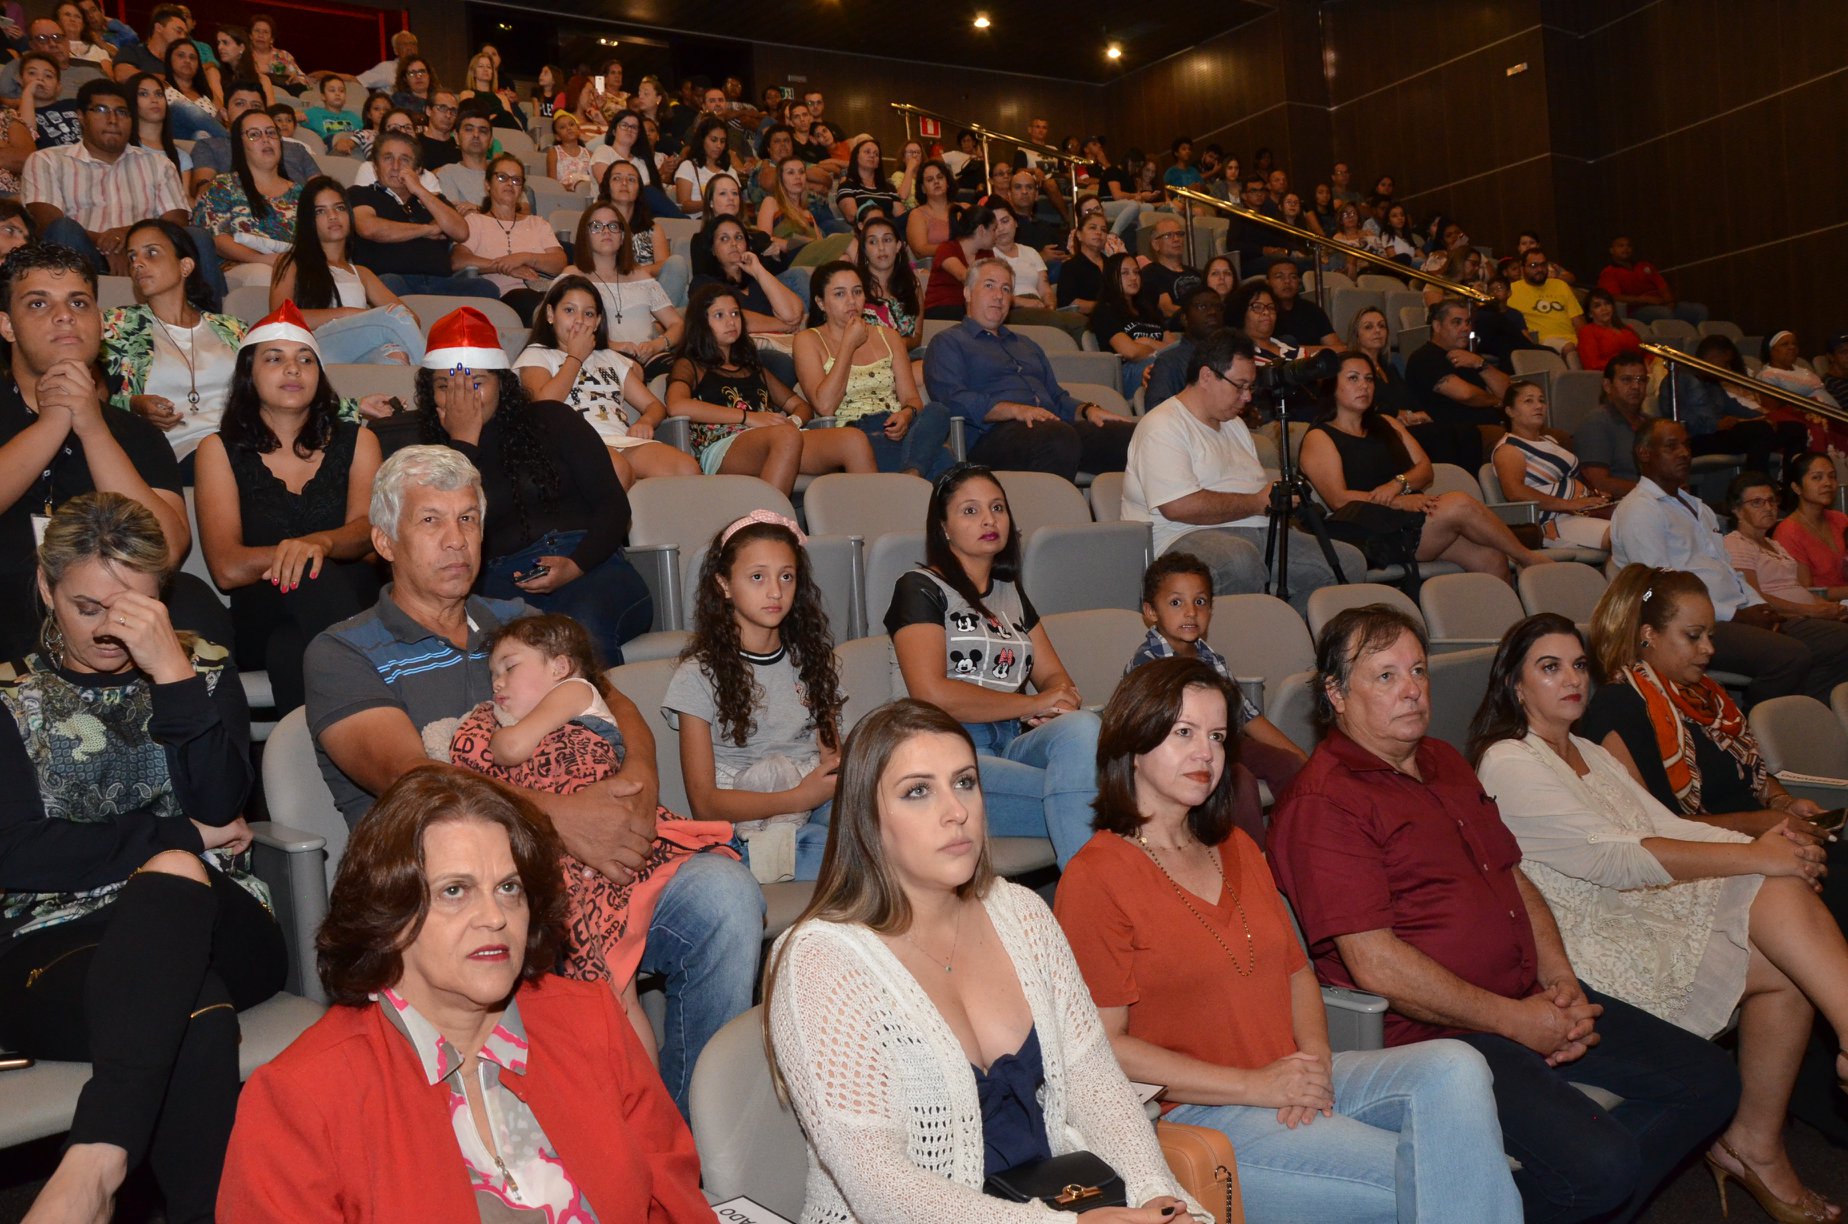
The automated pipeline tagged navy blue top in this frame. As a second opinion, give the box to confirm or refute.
[972,1025,1053,1177]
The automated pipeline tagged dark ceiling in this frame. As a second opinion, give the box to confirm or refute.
[505,0,1275,84]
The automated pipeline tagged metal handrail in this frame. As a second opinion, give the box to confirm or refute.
[1163,184,1490,304]
[889,102,1093,214]
[1643,342,1848,427]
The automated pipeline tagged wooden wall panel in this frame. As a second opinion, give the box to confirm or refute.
[1099,14,1291,164]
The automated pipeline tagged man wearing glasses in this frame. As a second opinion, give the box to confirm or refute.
[419,91,462,170]
[1507,246,1584,367]
[20,78,225,298]
[1137,215,1200,324]
[0,19,102,101]
[1124,328,1360,611]
[188,81,317,196]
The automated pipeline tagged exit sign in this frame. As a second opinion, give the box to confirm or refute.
[919,117,941,138]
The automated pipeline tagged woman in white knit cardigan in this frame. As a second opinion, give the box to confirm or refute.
[766,699,1208,1223]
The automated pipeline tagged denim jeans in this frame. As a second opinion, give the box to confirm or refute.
[314,305,427,365]
[963,711,1101,866]
[1455,985,1740,1224]
[849,404,955,479]
[643,185,684,219]
[44,217,228,306]
[1175,525,1367,617]
[1167,1041,1523,1224]
[1100,198,1143,238]
[376,272,501,300]
[1119,351,1159,398]
[659,253,691,308]
[636,850,764,1115]
[479,530,654,666]
[170,100,228,141]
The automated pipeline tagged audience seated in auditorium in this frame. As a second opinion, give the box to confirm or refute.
[217,767,711,1221]
[926,258,1132,481]
[1759,327,1842,413]
[187,80,316,197]
[433,104,497,216]
[1057,657,1520,1223]
[192,109,299,289]
[562,202,680,374]
[1,17,99,101]
[1404,299,1509,471]
[1267,259,1338,349]
[450,152,564,324]
[1091,251,1177,395]
[1574,288,1644,373]
[1127,551,1307,800]
[1135,213,1197,325]
[1269,602,1742,1224]
[989,205,1084,342]
[303,75,361,155]
[270,175,426,365]
[1725,467,1848,618]
[885,464,1103,867]
[667,282,871,491]
[3,491,283,1224]
[766,699,1202,1221]
[689,214,804,335]
[1123,329,1359,612]
[388,54,437,118]
[1465,274,1545,369]
[1490,380,1614,551]
[1053,208,1113,315]
[1670,334,1807,476]
[107,2,183,81]
[355,29,416,95]
[1472,610,1848,1224]
[1507,247,1583,368]
[855,211,922,354]
[347,129,498,300]
[15,51,80,151]
[1514,230,1576,286]
[302,444,760,1112]
[101,219,245,471]
[1144,283,1223,410]
[664,512,843,883]
[192,303,383,714]
[792,261,953,478]
[1770,452,1848,596]
[513,274,694,487]
[1573,352,1650,497]
[1611,418,1848,706]
[1598,234,1706,327]
[0,242,197,661]
[1301,352,1552,580]
[920,203,996,322]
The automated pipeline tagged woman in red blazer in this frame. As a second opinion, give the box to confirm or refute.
[218,766,711,1222]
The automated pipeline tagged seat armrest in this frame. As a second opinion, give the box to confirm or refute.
[655,416,691,454]
[948,416,967,460]
[249,820,330,1004]
[1321,986,1388,1053]
[626,542,681,632]
[1490,501,1539,526]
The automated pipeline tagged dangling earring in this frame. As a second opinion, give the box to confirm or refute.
[39,613,64,667]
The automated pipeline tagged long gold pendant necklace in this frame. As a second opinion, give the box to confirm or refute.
[1132,830,1256,976]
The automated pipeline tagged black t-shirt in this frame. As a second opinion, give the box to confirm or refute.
[1015,212,1064,257]
[1274,297,1335,347]
[689,271,775,319]
[1137,261,1198,324]
[1580,684,1760,815]
[0,378,183,662]
[347,183,453,277]
[34,101,81,149]
[114,41,165,76]
[1098,165,1129,200]
[1090,302,1164,347]
[1404,342,1496,427]
[419,134,460,170]
[1056,252,1105,308]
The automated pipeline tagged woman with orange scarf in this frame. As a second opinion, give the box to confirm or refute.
[1582,564,1848,1153]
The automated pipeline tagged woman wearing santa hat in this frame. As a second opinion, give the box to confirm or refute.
[192,303,386,716]
[386,307,654,662]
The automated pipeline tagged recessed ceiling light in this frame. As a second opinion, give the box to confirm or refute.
[973,14,991,29]
[1106,43,1122,59]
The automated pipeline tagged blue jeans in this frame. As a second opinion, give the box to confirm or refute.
[1630,301,1709,327]
[1100,198,1143,238]
[1120,352,1159,397]
[1168,1041,1522,1224]
[170,100,227,140]
[644,185,684,219]
[314,305,427,365]
[850,404,955,479]
[377,272,501,300]
[659,253,691,308]
[44,217,228,306]
[480,530,654,666]
[1455,985,1740,1224]
[636,850,764,1115]
[963,711,1100,867]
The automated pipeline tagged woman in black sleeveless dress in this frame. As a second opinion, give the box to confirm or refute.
[1297,351,1552,581]
[192,327,383,714]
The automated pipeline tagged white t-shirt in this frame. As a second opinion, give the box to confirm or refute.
[673,161,723,211]
[590,146,650,182]
[995,243,1048,299]
[330,263,367,308]
[511,345,648,448]
[1123,395,1270,554]
[562,269,673,345]
[144,320,239,461]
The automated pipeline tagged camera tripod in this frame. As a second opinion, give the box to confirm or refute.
[1260,391,1349,606]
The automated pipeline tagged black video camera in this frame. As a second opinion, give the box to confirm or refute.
[1256,348,1341,397]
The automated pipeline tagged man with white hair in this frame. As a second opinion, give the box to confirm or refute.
[923,256,1133,480]
[356,29,418,94]
[303,444,764,1115]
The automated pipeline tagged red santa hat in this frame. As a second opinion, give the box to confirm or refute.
[238,300,319,356]
[421,307,509,371]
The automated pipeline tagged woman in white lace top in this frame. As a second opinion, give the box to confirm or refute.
[1470,612,1848,1222]
[765,699,1207,1224]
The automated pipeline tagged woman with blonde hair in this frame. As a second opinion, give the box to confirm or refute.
[765,699,1207,1223]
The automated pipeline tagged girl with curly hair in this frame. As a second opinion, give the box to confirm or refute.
[663,512,846,883]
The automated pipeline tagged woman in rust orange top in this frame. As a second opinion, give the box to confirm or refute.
[1054,657,1520,1224]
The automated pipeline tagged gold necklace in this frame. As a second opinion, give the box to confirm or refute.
[1131,830,1255,977]
[901,904,964,974]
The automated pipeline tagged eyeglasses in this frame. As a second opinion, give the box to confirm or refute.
[1738,496,1777,508]
[1224,379,1258,395]
[405,67,428,76]
[31,31,65,43]
[384,123,414,134]
[242,127,280,141]
[586,220,623,234]
[83,104,129,118]
[1247,302,1276,314]
[430,102,456,113]
[492,171,525,186]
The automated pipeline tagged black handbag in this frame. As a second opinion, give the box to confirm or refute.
[1324,501,1426,593]
[983,1151,1128,1212]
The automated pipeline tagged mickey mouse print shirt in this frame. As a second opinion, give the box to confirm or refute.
[886,567,1038,693]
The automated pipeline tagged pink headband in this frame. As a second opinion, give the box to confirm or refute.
[720,509,806,547]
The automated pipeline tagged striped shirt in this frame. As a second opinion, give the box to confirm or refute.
[1493,433,1583,528]
[22,140,187,233]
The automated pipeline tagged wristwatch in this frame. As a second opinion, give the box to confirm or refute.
[1395,473,1412,495]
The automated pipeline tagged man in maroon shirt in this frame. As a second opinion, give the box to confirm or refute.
[1270,604,1739,1224]
[1597,234,1708,328]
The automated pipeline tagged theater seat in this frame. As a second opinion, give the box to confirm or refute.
[688,1006,807,1220]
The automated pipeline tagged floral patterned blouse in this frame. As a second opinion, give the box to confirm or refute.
[101,304,246,408]
[375,987,601,1222]
[0,107,20,198]
[190,173,302,252]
